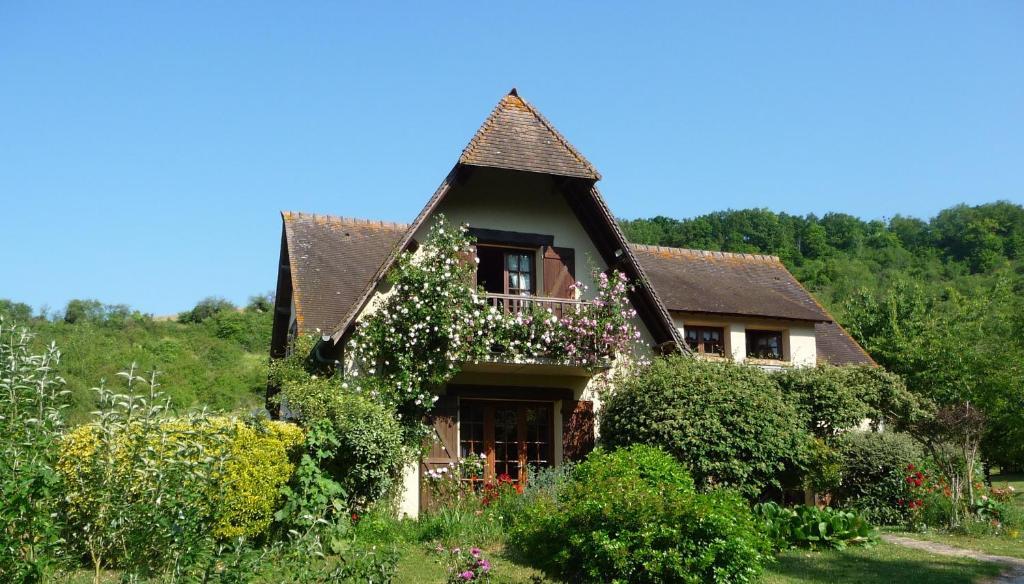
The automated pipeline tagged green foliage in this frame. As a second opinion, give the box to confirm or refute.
[508,445,770,584]
[327,394,405,510]
[600,356,810,496]
[57,367,306,579]
[272,335,406,511]
[622,203,1024,469]
[58,366,232,578]
[832,430,923,525]
[179,296,238,324]
[776,364,927,438]
[0,320,68,583]
[753,502,875,550]
[4,306,269,424]
[277,420,348,528]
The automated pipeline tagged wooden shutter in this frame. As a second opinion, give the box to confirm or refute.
[561,400,595,462]
[543,246,575,299]
[421,394,459,511]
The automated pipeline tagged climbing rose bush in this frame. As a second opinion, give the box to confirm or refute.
[347,216,644,443]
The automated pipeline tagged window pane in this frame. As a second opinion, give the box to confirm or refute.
[507,253,519,271]
[520,273,531,292]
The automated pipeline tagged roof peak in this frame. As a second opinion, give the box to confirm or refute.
[459,90,601,180]
[629,243,781,263]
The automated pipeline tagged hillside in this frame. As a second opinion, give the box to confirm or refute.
[622,201,1024,467]
[0,298,272,424]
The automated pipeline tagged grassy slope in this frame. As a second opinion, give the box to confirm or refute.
[18,314,271,424]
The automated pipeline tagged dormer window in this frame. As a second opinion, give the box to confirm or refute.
[477,245,536,296]
[746,330,783,360]
[685,326,725,356]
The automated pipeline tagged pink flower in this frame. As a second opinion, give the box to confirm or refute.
[470,547,481,558]
[460,570,475,580]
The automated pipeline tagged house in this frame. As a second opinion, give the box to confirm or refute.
[269,89,873,517]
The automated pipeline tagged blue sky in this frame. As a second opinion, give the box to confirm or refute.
[1,2,1022,315]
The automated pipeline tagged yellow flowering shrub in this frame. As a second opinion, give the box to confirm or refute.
[58,417,304,539]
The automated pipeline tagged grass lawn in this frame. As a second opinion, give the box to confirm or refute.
[393,540,1004,584]
[394,543,548,583]
[762,541,1003,584]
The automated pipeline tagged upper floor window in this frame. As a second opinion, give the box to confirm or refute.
[685,326,725,356]
[506,252,533,295]
[477,245,535,296]
[746,330,783,360]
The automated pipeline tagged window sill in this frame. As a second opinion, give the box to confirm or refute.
[745,358,792,367]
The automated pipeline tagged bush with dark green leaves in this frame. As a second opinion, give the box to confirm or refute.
[178,296,237,324]
[833,430,923,524]
[508,445,770,584]
[271,336,406,510]
[776,364,925,438]
[600,356,810,497]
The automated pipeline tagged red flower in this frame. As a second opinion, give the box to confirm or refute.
[907,464,915,471]
[350,513,359,523]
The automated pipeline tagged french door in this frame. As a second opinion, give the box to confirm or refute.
[459,401,553,484]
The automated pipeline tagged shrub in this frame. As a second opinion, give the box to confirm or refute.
[600,356,809,497]
[272,337,406,510]
[833,430,923,524]
[508,445,770,584]
[61,414,303,541]
[753,502,875,550]
[0,321,68,582]
[776,365,925,439]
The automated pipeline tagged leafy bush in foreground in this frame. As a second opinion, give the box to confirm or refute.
[600,356,809,497]
[508,445,770,584]
[754,502,875,550]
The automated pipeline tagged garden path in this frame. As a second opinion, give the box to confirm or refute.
[881,535,1024,584]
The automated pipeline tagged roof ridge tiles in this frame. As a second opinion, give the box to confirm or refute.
[282,210,409,231]
[629,243,781,263]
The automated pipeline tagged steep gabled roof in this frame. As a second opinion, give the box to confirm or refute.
[280,211,406,334]
[630,244,831,322]
[323,90,676,346]
[459,89,601,180]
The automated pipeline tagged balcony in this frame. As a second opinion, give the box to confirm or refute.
[484,293,593,319]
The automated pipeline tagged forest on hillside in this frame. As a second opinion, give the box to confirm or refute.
[622,201,1024,468]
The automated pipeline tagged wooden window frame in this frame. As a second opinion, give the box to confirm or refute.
[746,329,785,361]
[458,400,554,485]
[477,243,538,296]
[684,325,726,356]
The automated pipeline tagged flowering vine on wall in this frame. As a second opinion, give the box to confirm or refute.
[345,215,644,442]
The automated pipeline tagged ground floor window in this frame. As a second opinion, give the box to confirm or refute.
[458,400,553,484]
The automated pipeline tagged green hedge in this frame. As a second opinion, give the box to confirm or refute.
[508,445,770,584]
[600,356,809,497]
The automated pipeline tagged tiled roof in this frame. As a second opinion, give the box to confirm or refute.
[459,89,601,180]
[815,321,876,366]
[277,212,873,365]
[281,211,406,334]
[630,244,831,322]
